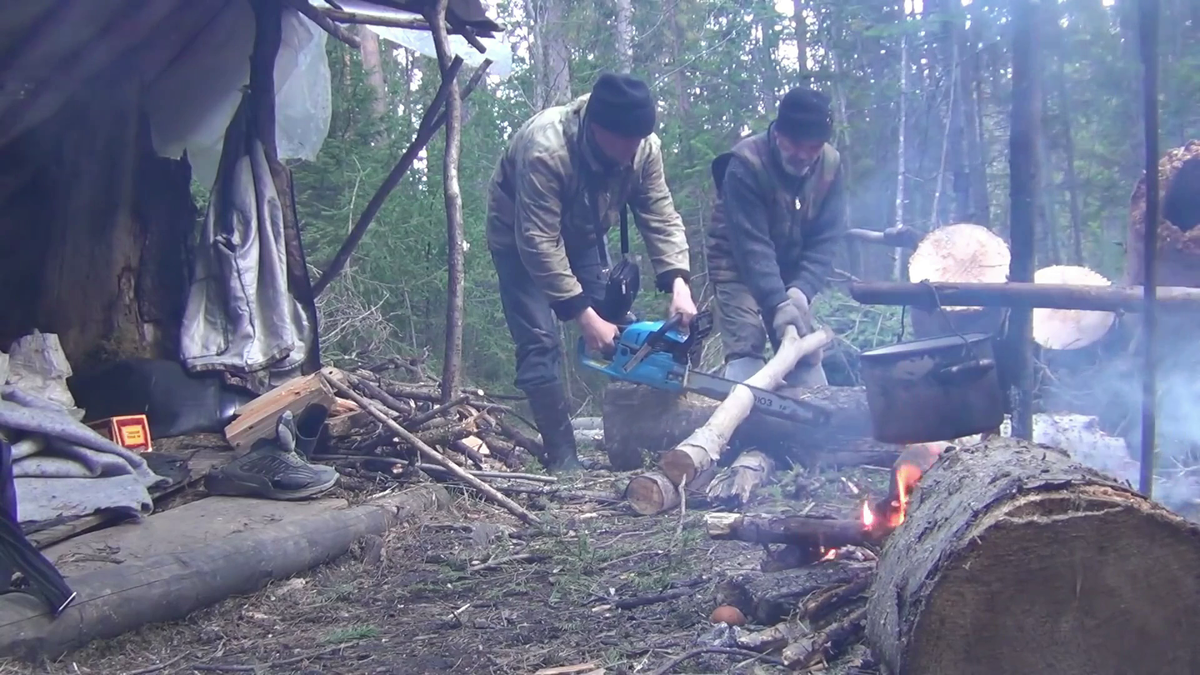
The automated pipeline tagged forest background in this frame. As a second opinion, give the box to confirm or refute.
[255,0,1199,414]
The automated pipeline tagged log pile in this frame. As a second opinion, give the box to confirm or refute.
[282,365,592,527]
[695,435,1200,673]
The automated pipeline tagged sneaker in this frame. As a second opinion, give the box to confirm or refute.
[206,411,339,500]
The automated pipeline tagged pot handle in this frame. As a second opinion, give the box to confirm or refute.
[932,358,996,386]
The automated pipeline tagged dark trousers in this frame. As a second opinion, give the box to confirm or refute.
[491,245,608,392]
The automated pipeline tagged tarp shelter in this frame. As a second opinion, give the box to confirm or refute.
[0,0,508,378]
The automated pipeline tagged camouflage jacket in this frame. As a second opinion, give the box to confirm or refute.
[706,128,845,312]
[485,95,690,318]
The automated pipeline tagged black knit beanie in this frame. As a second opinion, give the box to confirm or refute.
[586,73,657,138]
[775,87,833,142]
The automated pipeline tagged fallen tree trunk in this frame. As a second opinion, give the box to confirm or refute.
[603,381,896,474]
[865,436,1200,675]
[0,485,447,660]
[660,327,833,486]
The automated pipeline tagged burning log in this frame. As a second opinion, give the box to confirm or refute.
[660,327,833,486]
[706,512,873,567]
[864,436,1200,675]
[602,383,897,476]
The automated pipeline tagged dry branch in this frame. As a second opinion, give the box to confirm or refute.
[281,0,361,47]
[320,373,542,527]
[865,437,1200,674]
[659,327,835,486]
[782,606,867,670]
[706,513,871,558]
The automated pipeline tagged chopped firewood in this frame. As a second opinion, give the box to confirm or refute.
[706,513,872,560]
[321,372,542,527]
[715,565,866,626]
[224,367,341,452]
[660,327,834,486]
[800,573,871,623]
[329,397,359,416]
[706,450,774,509]
[1031,265,1116,350]
[782,606,867,670]
[533,663,600,675]
[865,436,1200,675]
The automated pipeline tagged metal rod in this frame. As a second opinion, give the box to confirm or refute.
[1138,0,1161,497]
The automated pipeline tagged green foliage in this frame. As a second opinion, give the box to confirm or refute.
[283,0,1194,411]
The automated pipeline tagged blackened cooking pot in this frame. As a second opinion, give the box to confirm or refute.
[859,332,1005,444]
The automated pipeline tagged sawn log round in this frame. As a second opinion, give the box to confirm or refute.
[864,436,1200,675]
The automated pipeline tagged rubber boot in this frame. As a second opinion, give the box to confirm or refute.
[292,402,330,459]
[525,383,582,474]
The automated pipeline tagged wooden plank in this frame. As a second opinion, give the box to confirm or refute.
[222,367,342,452]
[0,485,448,660]
[849,280,1200,313]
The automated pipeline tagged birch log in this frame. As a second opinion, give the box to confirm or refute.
[658,326,834,486]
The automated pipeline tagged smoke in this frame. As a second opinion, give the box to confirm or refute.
[1038,313,1200,515]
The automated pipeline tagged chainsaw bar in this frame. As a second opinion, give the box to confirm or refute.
[683,371,832,426]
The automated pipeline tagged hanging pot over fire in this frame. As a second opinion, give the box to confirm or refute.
[859,333,1005,444]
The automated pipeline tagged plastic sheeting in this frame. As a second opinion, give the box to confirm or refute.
[143,3,332,189]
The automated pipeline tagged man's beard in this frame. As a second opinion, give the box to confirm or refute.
[781,157,815,178]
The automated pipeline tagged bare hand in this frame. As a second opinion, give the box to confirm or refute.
[578,307,620,354]
[668,277,697,327]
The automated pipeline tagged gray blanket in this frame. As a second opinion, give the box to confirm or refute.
[0,386,169,526]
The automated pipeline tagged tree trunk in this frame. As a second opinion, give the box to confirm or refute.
[1007,0,1041,440]
[793,0,808,77]
[865,437,1200,675]
[963,16,990,226]
[614,0,634,74]
[356,25,389,121]
[892,2,910,280]
[542,0,573,106]
[426,1,465,402]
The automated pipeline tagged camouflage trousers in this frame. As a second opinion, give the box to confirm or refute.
[711,279,827,389]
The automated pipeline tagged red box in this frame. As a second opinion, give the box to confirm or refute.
[87,414,153,453]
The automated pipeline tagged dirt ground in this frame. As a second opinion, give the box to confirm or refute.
[0,448,890,675]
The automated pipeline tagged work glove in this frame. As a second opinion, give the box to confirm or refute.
[772,287,815,339]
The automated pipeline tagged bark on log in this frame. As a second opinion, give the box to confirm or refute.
[602,382,897,473]
[865,436,1200,675]
[661,327,833,486]
[714,564,867,625]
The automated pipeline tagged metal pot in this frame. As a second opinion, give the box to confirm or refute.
[859,332,1005,444]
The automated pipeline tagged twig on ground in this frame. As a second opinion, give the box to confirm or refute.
[190,642,357,672]
[122,653,190,675]
[649,647,784,675]
[611,585,697,610]
[468,552,548,572]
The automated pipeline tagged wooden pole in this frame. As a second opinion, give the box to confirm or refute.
[319,373,543,527]
[1137,0,1161,497]
[1007,0,1040,441]
[426,0,466,404]
[848,280,1200,312]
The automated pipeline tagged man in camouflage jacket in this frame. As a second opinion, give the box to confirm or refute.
[486,73,697,473]
[706,87,847,394]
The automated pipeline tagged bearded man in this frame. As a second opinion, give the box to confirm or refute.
[706,86,846,395]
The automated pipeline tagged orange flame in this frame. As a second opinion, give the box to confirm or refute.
[820,547,837,562]
[890,463,923,527]
[861,501,875,529]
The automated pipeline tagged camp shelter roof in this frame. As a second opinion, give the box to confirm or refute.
[0,0,507,160]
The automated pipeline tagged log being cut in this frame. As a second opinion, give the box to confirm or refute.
[864,436,1200,675]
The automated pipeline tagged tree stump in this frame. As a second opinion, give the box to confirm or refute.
[602,382,899,471]
[865,436,1200,675]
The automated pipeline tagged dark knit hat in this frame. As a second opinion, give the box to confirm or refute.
[775,87,833,142]
[586,73,657,138]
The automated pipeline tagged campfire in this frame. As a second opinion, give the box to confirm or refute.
[862,440,948,538]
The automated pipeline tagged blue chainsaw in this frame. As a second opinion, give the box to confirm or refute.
[578,311,831,426]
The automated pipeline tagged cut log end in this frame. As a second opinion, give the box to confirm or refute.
[625,472,680,516]
[867,437,1200,675]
